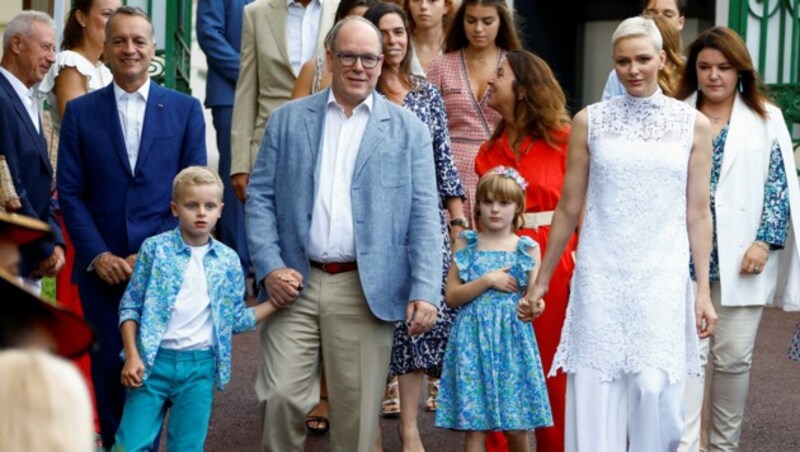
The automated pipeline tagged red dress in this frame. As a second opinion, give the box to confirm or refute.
[476,130,576,452]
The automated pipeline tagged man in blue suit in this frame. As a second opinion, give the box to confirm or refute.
[57,6,206,448]
[0,11,64,291]
[246,16,441,452]
[196,0,251,274]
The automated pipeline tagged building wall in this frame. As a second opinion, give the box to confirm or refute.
[0,2,24,58]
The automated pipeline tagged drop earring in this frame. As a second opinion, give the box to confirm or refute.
[738,76,743,93]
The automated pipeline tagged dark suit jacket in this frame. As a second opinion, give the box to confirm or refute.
[0,72,63,276]
[57,81,206,281]
[196,0,252,108]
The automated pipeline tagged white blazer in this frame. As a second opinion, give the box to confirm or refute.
[687,92,800,309]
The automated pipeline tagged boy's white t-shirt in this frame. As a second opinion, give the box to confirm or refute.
[161,243,215,351]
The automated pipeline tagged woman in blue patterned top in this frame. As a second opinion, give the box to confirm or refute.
[676,27,800,451]
[363,2,467,449]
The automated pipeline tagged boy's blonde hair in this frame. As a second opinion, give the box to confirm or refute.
[172,166,224,201]
[473,172,527,232]
[0,350,94,452]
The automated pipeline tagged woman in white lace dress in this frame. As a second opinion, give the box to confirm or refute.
[524,17,717,451]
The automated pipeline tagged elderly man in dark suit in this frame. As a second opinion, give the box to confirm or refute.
[0,11,64,292]
[57,6,206,448]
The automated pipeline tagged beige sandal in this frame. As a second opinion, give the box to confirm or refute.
[425,378,439,412]
[381,378,400,418]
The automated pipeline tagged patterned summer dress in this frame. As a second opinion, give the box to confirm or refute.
[790,323,800,361]
[551,89,701,383]
[436,231,552,431]
[388,76,466,377]
[427,50,503,221]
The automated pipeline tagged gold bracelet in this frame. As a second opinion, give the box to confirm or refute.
[753,241,770,252]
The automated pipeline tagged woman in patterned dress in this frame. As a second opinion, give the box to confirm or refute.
[426,0,522,227]
[475,50,575,452]
[528,17,717,450]
[675,27,800,451]
[363,4,466,450]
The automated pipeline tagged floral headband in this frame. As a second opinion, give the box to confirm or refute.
[487,166,528,191]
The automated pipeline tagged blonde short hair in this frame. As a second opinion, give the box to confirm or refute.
[0,350,94,452]
[172,166,224,201]
[473,172,527,232]
[612,16,662,52]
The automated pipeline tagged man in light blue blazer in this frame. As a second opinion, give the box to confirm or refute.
[57,7,206,448]
[196,0,251,273]
[246,16,441,452]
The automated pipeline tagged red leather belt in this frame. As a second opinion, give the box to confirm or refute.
[309,260,358,274]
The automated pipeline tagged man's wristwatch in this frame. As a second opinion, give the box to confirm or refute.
[450,218,469,228]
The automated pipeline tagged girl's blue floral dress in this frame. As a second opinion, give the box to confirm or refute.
[435,231,552,431]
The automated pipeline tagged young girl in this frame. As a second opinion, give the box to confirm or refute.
[436,167,552,451]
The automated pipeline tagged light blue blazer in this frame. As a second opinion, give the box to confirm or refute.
[245,89,442,321]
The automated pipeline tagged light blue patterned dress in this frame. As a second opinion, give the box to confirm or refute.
[436,231,552,431]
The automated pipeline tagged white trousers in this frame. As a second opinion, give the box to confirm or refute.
[678,283,763,452]
[566,367,685,452]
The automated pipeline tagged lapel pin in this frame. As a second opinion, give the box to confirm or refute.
[158,103,164,109]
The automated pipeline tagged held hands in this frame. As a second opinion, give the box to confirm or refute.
[484,266,519,293]
[740,241,769,275]
[406,300,438,336]
[517,297,545,323]
[94,252,133,285]
[517,284,548,322]
[264,268,304,309]
[695,292,717,339]
[121,354,145,388]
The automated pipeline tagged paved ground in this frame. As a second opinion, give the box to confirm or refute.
[204,307,800,451]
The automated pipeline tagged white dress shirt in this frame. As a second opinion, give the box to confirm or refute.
[161,244,216,351]
[113,79,150,174]
[307,90,373,262]
[286,0,323,76]
[0,66,41,133]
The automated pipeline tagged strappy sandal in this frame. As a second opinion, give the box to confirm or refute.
[381,378,400,418]
[424,378,439,412]
[305,397,330,436]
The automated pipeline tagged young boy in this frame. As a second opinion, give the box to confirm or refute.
[113,166,276,451]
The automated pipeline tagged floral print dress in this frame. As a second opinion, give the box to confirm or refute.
[435,231,552,430]
[388,76,466,377]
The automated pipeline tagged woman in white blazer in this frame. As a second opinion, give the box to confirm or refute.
[676,27,800,451]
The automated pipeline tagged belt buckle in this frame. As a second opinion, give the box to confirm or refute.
[321,262,331,273]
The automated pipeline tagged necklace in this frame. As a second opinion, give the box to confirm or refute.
[703,110,729,124]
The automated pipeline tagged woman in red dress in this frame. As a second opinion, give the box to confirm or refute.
[476,50,577,452]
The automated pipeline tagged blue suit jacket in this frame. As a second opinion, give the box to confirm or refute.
[196,0,252,108]
[0,73,63,276]
[246,89,442,321]
[57,82,207,280]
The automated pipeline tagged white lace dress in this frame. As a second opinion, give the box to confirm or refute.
[551,89,701,383]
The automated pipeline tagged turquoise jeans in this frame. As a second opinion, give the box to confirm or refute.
[113,348,216,452]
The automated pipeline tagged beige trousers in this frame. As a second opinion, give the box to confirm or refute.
[678,282,763,452]
[255,268,394,452]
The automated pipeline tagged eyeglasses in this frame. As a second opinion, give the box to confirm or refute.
[334,52,381,69]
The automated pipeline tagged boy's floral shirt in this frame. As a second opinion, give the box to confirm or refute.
[118,228,256,390]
